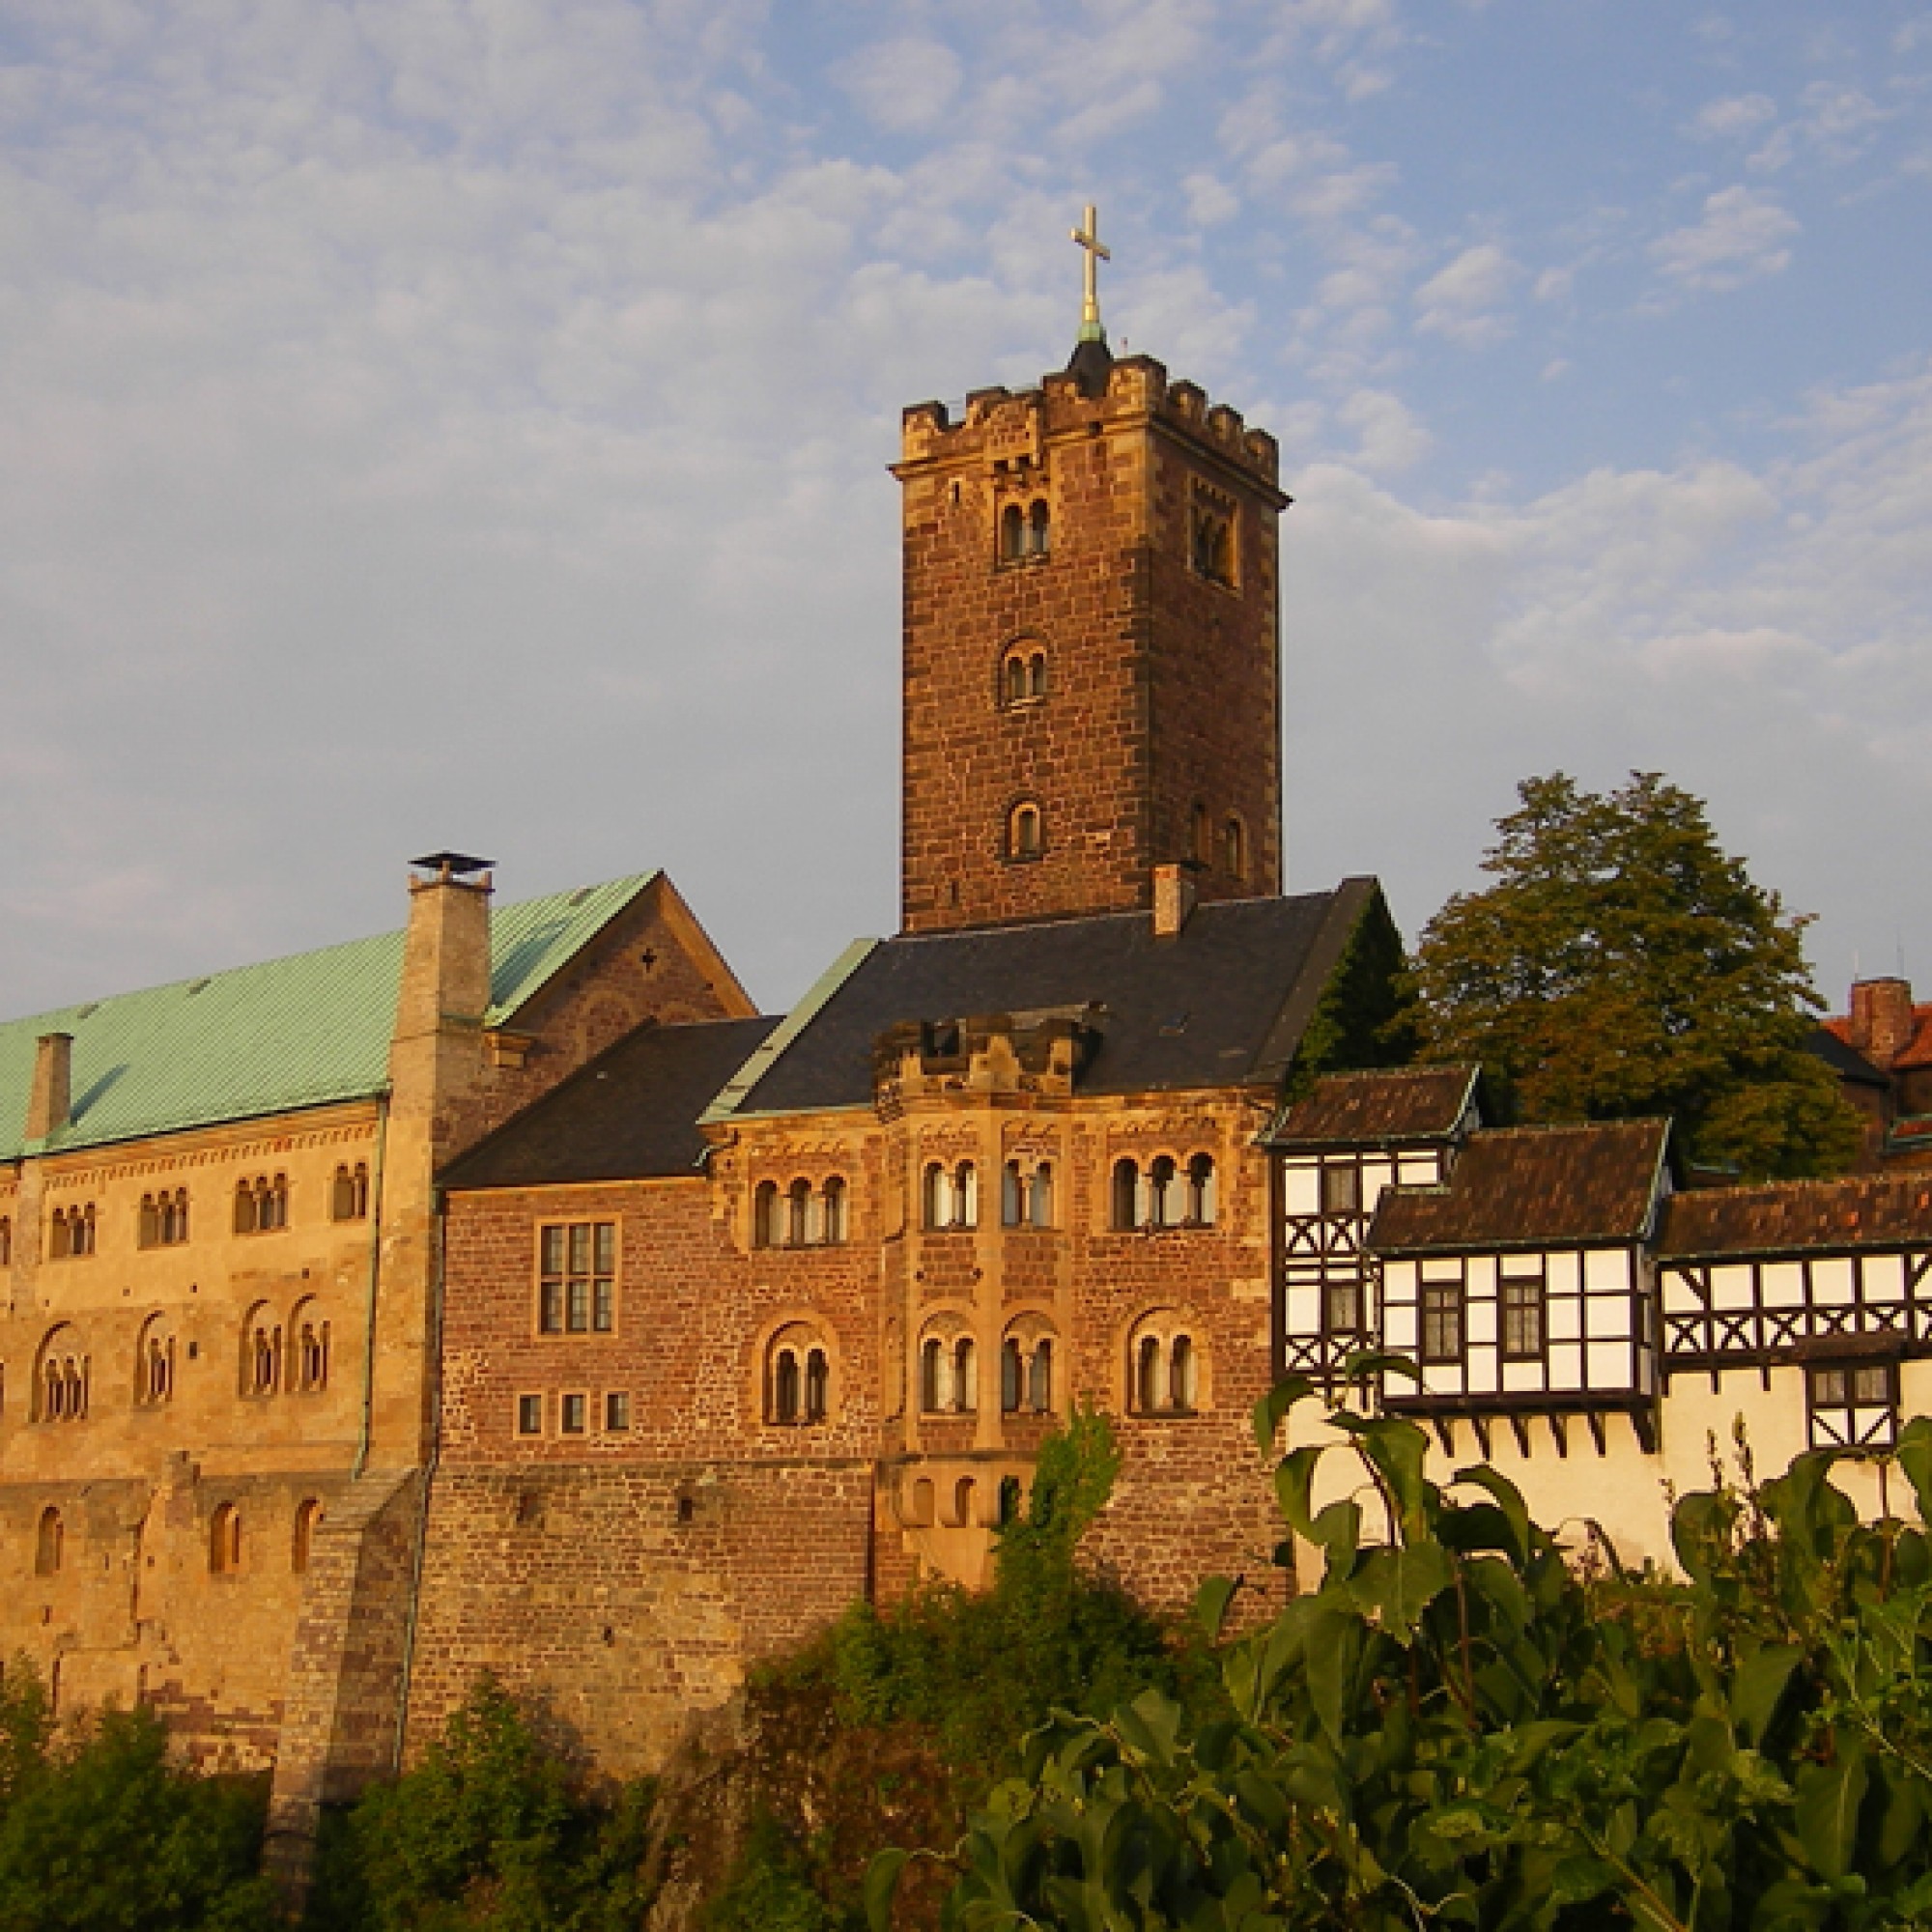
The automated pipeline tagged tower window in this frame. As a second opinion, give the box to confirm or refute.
[999,498,1051,563]
[1222,814,1248,882]
[1190,486,1235,585]
[1001,645,1048,706]
[1191,803,1210,866]
[1007,802,1043,862]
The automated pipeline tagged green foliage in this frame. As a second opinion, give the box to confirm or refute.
[0,1678,277,1932]
[1286,889,1416,1097]
[703,1813,837,1932]
[828,1407,1198,1777]
[1409,770,1861,1179]
[308,1676,653,1932]
[879,1387,1932,1932]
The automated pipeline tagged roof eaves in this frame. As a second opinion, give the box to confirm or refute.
[701,938,880,1125]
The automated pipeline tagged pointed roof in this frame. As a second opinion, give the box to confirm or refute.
[0,873,660,1160]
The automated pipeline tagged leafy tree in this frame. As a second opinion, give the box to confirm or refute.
[871,1377,1932,1932]
[1409,771,1861,1179]
[311,1676,654,1932]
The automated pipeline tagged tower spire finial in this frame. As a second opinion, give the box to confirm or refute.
[1070,204,1110,344]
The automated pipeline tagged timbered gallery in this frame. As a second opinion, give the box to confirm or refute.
[0,246,1926,1866]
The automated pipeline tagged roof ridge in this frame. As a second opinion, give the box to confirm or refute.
[0,870,659,1034]
[1476,1117,1668,1140]
[1672,1169,1930,1204]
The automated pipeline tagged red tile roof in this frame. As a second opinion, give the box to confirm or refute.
[1368,1120,1669,1255]
[1821,1003,1932,1072]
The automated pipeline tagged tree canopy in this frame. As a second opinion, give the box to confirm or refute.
[1408,771,1861,1180]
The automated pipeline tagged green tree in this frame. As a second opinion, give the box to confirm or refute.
[1409,770,1861,1179]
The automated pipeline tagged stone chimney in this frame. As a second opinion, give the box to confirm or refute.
[387,853,495,1144]
[25,1033,72,1143]
[1151,863,1197,940]
[1848,978,1916,1068]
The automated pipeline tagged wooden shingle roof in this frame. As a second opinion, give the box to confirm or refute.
[1369,1120,1670,1256]
[1660,1172,1932,1260]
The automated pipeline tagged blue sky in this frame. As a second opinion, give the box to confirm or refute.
[2,0,1929,1020]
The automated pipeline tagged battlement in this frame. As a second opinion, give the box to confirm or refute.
[898,353,1281,494]
[870,1009,1104,1108]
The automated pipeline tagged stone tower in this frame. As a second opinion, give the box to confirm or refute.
[894,335,1290,936]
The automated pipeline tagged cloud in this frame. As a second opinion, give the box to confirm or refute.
[836,38,963,134]
[1412,242,1520,345]
[1651,186,1798,291]
[1334,388,1433,473]
[1183,172,1238,227]
[1690,93,1778,139]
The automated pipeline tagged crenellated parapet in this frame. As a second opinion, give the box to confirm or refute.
[871,1008,1104,1115]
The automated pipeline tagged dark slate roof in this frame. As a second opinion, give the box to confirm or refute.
[726,884,1376,1117]
[1805,1026,1889,1091]
[1267,1066,1480,1150]
[1369,1121,1670,1256]
[441,1015,779,1191]
[1659,1171,1932,1260]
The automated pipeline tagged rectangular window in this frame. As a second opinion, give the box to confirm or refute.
[560,1392,587,1435]
[605,1391,631,1432]
[1420,1280,1464,1365]
[1320,1163,1361,1215]
[537,1222,616,1336]
[1807,1360,1898,1449]
[1324,1277,1363,1336]
[516,1394,543,1436]
[1500,1275,1545,1361]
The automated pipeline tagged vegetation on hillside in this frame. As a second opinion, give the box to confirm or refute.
[1408,770,1862,1179]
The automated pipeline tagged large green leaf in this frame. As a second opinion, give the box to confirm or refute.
[1728,1645,1801,1747]
[1254,1378,1316,1457]
[1794,1749,1867,1883]
[1274,1446,1325,1540]
[1349,1539,1454,1644]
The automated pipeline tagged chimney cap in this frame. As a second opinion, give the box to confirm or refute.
[409,851,496,880]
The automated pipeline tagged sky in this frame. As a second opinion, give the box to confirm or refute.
[2,0,1929,1023]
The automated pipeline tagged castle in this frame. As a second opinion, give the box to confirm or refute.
[1,260,1927,1874]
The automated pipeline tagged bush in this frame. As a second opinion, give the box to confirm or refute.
[308,1677,654,1932]
[0,1686,277,1932]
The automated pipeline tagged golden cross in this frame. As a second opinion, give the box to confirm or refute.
[1070,204,1110,341]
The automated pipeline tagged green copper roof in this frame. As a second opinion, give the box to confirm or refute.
[0,872,658,1161]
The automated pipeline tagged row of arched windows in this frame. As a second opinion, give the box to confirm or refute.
[923,1161,980,1231]
[1111,1155,1217,1231]
[35,1165,370,1264]
[233,1174,289,1235]
[31,1497,325,1578]
[920,1334,1057,1415]
[753,1179,848,1249]
[999,498,1050,562]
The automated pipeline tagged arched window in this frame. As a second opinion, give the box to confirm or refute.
[331,1163,370,1221]
[1001,645,1049,705]
[246,1311,281,1397]
[1001,502,1025,561]
[1029,1163,1054,1230]
[1222,814,1248,882]
[1027,651,1046,697]
[1191,802,1210,866]
[773,1350,801,1425]
[923,1163,950,1231]
[753,1180,780,1249]
[1005,653,1028,704]
[235,1174,288,1236]
[1112,1158,1141,1232]
[1008,802,1043,861]
[1171,1334,1198,1412]
[135,1318,174,1406]
[804,1350,830,1423]
[36,1326,87,1423]
[1185,1153,1217,1226]
[50,1205,96,1259]
[821,1177,848,1244]
[142,1189,187,1248]
[1027,499,1050,555]
[786,1179,811,1248]
[1149,1155,1179,1228]
[35,1507,62,1577]
[921,1337,944,1413]
[210,1504,242,1576]
[293,1498,324,1574]
[953,1162,979,1230]
[1028,1341,1053,1414]
[952,1337,977,1413]
[1136,1334,1162,1414]
[952,1477,978,1528]
[0,1216,12,1266]
[1001,1338,1023,1414]
[295,1311,329,1393]
[1002,1160,1023,1227]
